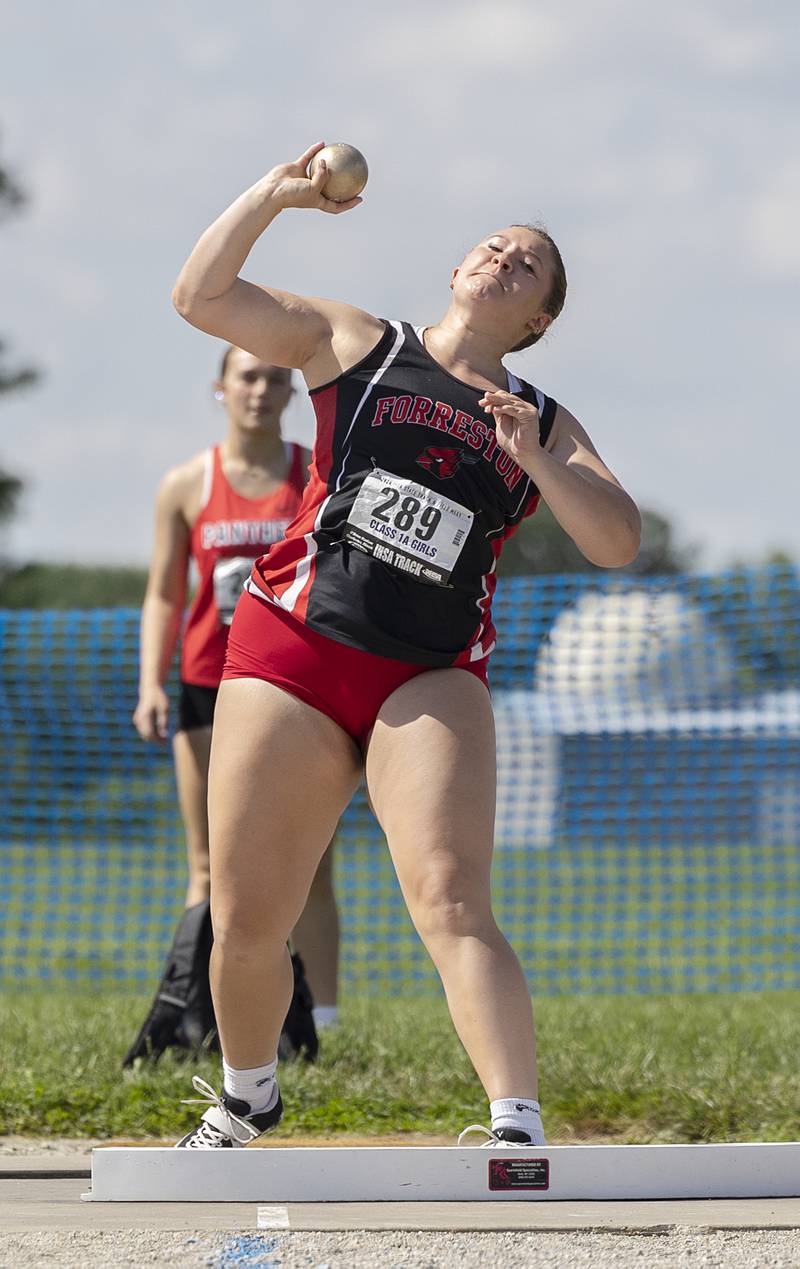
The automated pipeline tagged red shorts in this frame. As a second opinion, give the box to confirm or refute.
[222,589,489,749]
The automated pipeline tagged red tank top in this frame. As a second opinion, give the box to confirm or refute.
[181,443,306,686]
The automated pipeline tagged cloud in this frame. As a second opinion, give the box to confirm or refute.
[680,11,782,74]
[154,7,242,70]
[749,160,800,274]
[363,0,568,72]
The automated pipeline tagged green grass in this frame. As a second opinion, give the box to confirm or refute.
[1,990,798,1143]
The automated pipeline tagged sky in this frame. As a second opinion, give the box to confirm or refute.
[2,0,798,570]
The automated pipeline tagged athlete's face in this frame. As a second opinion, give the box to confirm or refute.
[451,227,554,346]
[216,349,293,432]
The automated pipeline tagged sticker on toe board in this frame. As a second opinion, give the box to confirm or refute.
[488,1157,550,1191]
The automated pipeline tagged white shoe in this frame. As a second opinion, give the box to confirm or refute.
[458,1123,542,1147]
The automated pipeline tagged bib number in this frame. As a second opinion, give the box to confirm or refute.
[344,468,473,586]
[213,556,252,625]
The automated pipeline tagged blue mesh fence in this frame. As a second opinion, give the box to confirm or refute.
[2,565,799,996]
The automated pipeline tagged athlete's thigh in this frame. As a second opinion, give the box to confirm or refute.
[365,669,496,896]
[208,678,361,920]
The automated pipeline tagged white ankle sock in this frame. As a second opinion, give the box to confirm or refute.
[490,1097,545,1145]
[222,1057,278,1114]
[312,1005,339,1029]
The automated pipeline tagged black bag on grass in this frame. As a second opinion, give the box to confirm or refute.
[122,900,217,1067]
[122,904,319,1068]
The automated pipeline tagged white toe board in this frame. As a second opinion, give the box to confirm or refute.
[84,1142,800,1203]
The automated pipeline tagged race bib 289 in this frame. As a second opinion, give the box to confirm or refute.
[344,468,473,586]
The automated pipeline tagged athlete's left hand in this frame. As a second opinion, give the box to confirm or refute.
[479,390,542,466]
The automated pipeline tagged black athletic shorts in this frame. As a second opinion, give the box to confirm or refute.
[178,681,218,732]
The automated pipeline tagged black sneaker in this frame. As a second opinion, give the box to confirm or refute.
[175,1076,283,1148]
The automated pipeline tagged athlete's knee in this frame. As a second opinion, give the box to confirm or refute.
[406,867,493,941]
[211,896,292,954]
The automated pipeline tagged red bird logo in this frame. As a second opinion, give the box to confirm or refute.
[416,446,481,480]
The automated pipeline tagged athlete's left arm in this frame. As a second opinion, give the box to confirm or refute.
[481,392,641,568]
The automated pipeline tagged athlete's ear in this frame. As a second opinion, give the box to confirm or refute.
[450,266,459,291]
[525,312,552,338]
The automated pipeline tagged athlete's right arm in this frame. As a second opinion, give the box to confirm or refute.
[132,467,192,743]
[172,142,384,389]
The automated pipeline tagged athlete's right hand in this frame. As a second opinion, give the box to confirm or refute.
[262,142,363,215]
[133,686,170,743]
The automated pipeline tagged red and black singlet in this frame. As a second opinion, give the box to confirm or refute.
[247,321,557,667]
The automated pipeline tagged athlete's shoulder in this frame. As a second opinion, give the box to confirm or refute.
[546,400,602,458]
[306,317,402,395]
[303,304,388,392]
[157,448,213,523]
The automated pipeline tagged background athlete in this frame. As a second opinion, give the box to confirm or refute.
[125,344,340,1066]
[169,142,641,1148]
